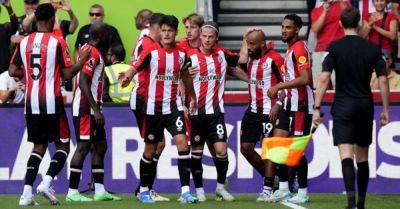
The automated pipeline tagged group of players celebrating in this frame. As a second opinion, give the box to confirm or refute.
[11,2,316,206]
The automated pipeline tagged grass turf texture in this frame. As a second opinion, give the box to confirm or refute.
[0,194,399,209]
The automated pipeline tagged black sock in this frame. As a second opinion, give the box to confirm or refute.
[177,151,191,187]
[297,156,308,189]
[46,150,68,178]
[24,152,43,186]
[92,164,104,184]
[190,151,204,188]
[357,161,369,209]
[264,177,274,189]
[214,155,229,184]
[140,156,153,188]
[342,158,356,208]
[148,154,160,190]
[69,165,82,189]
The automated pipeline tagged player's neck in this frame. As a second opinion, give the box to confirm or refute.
[36,25,52,33]
[344,29,358,36]
[200,45,214,55]
[161,42,175,50]
[287,36,299,47]
[188,39,200,48]
[148,33,158,42]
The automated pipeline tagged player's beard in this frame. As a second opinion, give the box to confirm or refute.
[248,48,262,59]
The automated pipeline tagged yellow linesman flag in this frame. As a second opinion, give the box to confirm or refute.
[261,134,312,166]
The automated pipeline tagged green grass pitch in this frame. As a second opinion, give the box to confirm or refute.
[0,194,399,209]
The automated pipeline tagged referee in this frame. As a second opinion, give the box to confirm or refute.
[312,8,389,209]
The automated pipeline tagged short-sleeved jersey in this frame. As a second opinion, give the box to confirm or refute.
[10,32,72,115]
[282,40,314,114]
[129,36,160,111]
[323,35,387,98]
[72,45,105,116]
[366,12,398,53]
[247,49,284,115]
[188,47,239,115]
[133,46,186,115]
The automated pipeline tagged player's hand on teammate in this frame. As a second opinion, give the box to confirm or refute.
[380,110,389,125]
[118,70,134,88]
[267,85,279,99]
[269,103,281,124]
[188,66,199,78]
[94,110,105,126]
[77,47,92,63]
[189,98,197,115]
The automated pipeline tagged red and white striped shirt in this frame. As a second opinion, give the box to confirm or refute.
[10,32,72,115]
[72,45,105,116]
[130,36,160,111]
[282,40,314,114]
[247,49,284,114]
[133,46,186,115]
[188,47,238,115]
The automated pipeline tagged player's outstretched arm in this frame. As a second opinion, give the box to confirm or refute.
[267,70,310,98]
[62,47,91,79]
[79,73,104,125]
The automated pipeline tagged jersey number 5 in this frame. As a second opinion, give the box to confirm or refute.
[30,54,42,80]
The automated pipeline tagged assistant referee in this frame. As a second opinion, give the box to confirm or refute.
[312,8,390,209]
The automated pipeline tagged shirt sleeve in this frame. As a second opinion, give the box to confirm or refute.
[0,73,8,90]
[57,39,73,69]
[224,49,239,67]
[322,45,335,73]
[133,51,151,72]
[293,45,310,71]
[271,53,285,81]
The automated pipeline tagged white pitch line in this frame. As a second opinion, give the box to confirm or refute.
[280,202,308,209]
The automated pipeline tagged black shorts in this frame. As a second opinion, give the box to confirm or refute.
[26,111,70,145]
[189,113,227,146]
[332,97,374,147]
[240,110,273,144]
[133,109,165,141]
[73,114,106,142]
[142,111,186,143]
[275,109,312,136]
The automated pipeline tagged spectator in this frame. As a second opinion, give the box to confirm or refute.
[135,9,152,39]
[361,0,398,55]
[10,0,39,44]
[103,44,133,103]
[311,0,350,88]
[74,4,123,58]
[0,0,18,74]
[22,0,79,40]
[371,51,400,89]
[0,71,24,104]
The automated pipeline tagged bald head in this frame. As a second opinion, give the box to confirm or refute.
[246,30,267,59]
[90,22,109,46]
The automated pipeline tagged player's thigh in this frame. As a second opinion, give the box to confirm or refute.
[165,111,188,150]
[240,110,264,144]
[273,110,291,137]
[332,99,358,146]
[25,114,51,145]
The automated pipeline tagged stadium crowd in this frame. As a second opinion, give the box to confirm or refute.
[0,1,393,209]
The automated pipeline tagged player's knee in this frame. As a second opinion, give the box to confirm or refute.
[75,142,90,155]
[240,144,253,157]
[156,140,166,154]
[33,144,47,155]
[55,142,70,154]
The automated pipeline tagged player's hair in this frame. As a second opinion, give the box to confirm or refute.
[34,3,55,21]
[90,4,104,13]
[201,21,219,35]
[135,9,153,29]
[182,13,204,27]
[341,7,360,29]
[110,44,126,61]
[149,13,165,26]
[284,14,303,29]
[160,15,179,31]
